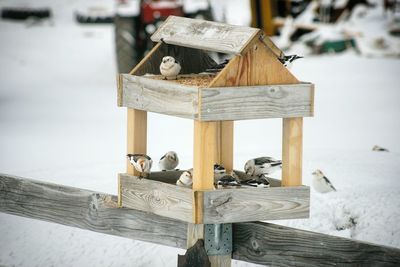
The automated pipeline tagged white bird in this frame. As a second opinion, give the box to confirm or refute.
[244,157,282,176]
[312,169,336,193]
[127,154,152,178]
[159,151,179,171]
[176,169,193,188]
[160,56,181,80]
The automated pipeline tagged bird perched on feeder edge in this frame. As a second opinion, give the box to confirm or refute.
[279,54,303,68]
[241,174,270,188]
[176,169,193,188]
[312,169,336,193]
[214,163,226,180]
[216,172,241,189]
[244,157,282,176]
[127,154,152,179]
[159,151,179,171]
[160,56,181,80]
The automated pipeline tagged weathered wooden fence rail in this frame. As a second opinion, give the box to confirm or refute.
[1,173,400,266]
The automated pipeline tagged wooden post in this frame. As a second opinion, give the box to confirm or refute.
[126,108,147,176]
[190,120,231,267]
[119,108,147,207]
[282,117,303,186]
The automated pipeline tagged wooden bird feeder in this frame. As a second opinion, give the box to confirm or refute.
[117,15,314,264]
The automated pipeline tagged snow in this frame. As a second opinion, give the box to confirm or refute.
[1,0,400,266]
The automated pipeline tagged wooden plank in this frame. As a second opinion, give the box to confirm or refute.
[282,117,303,186]
[151,16,260,55]
[0,173,187,249]
[126,108,147,177]
[131,43,217,76]
[233,221,400,266]
[119,173,193,223]
[3,174,399,266]
[200,83,314,121]
[202,186,310,224]
[119,74,198,119]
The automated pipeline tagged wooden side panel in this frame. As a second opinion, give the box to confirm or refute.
[209,39,298,87]
[131,43,216,76]
[119,174,193,223]
[0,173,188,249]
[233,221,400,266]
[151,16,259,54]
[200,83,314,121]
[119,75,199,119]
[202,186,310,224]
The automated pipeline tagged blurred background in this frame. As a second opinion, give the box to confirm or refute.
[0,0,400,266]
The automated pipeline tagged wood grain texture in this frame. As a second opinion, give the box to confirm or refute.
[0,173,187,249]
[233,221,400,266]
[151,16,260,55]
[209,38,298,88]
[193,121,218,223]
[131,43,216,76]
[119,174,193,223]
[282,117,303,186]
[126,108,147,176]
[200,83,314,121]
[119,74,199,119]
[202,186,309,224]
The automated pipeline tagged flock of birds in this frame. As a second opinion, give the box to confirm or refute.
[127,151,339,193]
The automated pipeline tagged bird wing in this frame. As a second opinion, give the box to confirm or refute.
[254,157,278,165]
[323,176,336,191]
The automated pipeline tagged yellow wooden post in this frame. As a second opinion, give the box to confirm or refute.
[282,117,303,186]
[126,108,147,176]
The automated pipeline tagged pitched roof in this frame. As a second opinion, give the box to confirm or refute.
[151,16,260,55]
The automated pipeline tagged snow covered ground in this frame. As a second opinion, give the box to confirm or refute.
[0,0,400,266]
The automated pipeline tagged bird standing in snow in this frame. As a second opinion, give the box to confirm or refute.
[372,145,389,152]
[176,169,193,188]
[279,54,303,68]
[244,157,282,176]
[159,151,179,171]
[127,154,152,178]
[312,169,336,193]
[160,56,181,80]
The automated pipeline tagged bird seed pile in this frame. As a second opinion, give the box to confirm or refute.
[151,74,215,87]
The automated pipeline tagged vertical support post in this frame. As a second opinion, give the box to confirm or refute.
[282,117,303,186]
[189,120,231,267]
[219,121,234,172]
[119,108,147,207]
[126,108,147,176]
